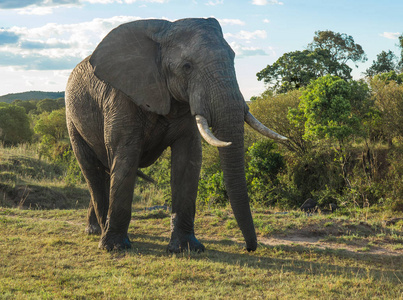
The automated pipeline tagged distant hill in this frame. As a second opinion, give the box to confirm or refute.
[0,91,65,103]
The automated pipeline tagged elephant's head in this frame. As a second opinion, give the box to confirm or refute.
[89,18,286,251]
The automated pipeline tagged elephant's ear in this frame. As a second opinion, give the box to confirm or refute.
[89,20,171,115]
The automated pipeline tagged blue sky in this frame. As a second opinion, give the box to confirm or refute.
[0,0,402,100]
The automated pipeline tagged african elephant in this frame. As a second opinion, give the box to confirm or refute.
[65,18,286,252]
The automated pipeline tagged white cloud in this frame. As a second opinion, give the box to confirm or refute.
[380,32,401,40]
[17,6,54,15]
[0,16,144,69]
[4,0,81,15]
[1,15,267,74]
[218,19,245,26]
[2,0,168,15]
[83,0,169,3]
[252,0,283,5]
[205,0,223,5]
[225,30,267,40]
[229,42,267,58]
[263,19,270,23]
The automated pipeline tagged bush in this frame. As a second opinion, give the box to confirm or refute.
[292,151,344,205]
[382,147,403,211]
[198,171,227,207]
[63,149,85,186]
[246,139,285,205]
[34,108,67,141]
[249,89,308,154]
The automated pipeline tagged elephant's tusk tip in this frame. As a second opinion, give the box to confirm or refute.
[245,112,288,141]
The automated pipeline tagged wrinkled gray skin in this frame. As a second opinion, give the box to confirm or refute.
[66,18,279,252]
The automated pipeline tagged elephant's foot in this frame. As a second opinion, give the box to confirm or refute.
[167,231,205,253]
[85,223,102,235]
[98,232,131,251]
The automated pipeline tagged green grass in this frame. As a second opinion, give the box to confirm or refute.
[0,145,89,209]
[1,146,403,299]
[1,207,402,299]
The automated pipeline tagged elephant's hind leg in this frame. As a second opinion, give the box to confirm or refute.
[68,121,109,235]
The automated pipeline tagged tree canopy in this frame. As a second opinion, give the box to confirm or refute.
[0,103,33,145]
[256,49,352,93]
[307,30,367,66]
[288,75,364,143]
[36,99,64,113]
[365,50,399,77]
[257,30,366,93]
[370,75,403,140]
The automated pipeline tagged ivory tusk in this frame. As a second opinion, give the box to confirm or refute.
[195,115,232,147]
[245,112,288,141]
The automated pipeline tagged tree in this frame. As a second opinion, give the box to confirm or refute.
[256,49,351,93]
[308,30,367,66]
[0,103,33,145]
[34,108,68,141]
[373,70,403,85]
[288,75,370,187]
[365,50,399,77]
[11,99,37,114]
[257,30,365,94]
[370,76,403,141]
[36,99,62,113]
[290,75,362,142]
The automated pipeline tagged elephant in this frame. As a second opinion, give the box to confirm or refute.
[65,17,286,253]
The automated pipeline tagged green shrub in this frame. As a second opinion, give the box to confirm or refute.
[63,149,85,186]
[198,170,227,207]
[246,139,285,206]
[34,108,67,141]
[383,147,403,211]
[292,151,344,204]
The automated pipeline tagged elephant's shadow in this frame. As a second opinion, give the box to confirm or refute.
[118,233,402,280]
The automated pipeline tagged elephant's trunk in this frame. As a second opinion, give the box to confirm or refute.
[211,98,257,251]
[189,62,282,251]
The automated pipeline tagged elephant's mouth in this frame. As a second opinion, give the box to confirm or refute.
[195,112,287,147]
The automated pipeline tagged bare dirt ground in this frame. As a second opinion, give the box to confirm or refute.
[260,234,403,256]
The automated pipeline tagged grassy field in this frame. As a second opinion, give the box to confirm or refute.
[1,207,402,299]
[1,146,403,299]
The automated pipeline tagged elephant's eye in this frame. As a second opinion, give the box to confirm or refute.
[182,62,193,74]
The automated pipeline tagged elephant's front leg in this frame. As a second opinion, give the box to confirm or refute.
[168,125,204,253]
